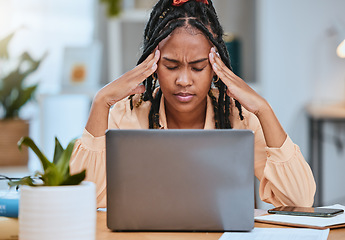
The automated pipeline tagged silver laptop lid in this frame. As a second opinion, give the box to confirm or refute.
[106,129,254,231]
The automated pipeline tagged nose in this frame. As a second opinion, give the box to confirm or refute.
[175,70,193,87]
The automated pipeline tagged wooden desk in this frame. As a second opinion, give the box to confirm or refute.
[306,103,345,206]
[96,212,345,239]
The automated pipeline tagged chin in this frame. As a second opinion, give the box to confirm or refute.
[172,102,201,113]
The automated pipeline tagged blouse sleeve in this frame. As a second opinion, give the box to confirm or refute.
[70,129,107,208]
[254,124,316,207]
[69,97,147,208]
[69,101,128,208]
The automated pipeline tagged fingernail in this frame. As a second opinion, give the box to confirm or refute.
[216,52,220,57]
[210,52,214,59]
[213,63,217,69]
[152,62,157,70]
[211,47,216,53]
[155,50,159,56]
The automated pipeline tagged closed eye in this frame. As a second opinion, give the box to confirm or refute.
[192,67,205,72]
[165,66,178,70]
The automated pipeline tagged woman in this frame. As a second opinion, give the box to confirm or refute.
[70,0,316,208]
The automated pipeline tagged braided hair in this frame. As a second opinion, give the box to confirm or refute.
[132,0,244,129]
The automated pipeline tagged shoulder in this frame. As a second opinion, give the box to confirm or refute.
[109,95,151,129]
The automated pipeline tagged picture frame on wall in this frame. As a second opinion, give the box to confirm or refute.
[61,41,102,94]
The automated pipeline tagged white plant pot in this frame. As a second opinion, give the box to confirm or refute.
[19,181,96,240]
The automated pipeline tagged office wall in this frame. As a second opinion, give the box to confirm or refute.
[213,0,256,83]
[256,0,345,206]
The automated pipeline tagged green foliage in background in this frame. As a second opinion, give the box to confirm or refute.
[100,0,122,17]
[0,32,44,119]
[8,137,85,187]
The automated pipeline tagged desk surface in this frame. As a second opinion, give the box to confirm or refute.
[306,102,345,119]
[96,212,345,240]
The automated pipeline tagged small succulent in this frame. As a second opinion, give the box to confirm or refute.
[8,137,85,187]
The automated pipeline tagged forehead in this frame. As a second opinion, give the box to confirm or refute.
[158,26,212,56]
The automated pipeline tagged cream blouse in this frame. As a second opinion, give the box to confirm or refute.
[70,94,316,208]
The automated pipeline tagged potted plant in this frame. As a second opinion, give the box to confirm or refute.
[100,0,155,16]
[8,137,96,240]
[100,0,122,17]
[0,31,44,166]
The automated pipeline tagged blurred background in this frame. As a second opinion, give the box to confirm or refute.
[0,0,344,209]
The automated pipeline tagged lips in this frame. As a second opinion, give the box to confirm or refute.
[174,92,195,102]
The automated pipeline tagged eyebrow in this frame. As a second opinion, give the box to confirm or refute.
[163,57,208,64]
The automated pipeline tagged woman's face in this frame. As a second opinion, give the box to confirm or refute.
[156,27,214,114]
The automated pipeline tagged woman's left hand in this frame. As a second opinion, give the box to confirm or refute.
[208,47,268,116]
[209,47,287,148]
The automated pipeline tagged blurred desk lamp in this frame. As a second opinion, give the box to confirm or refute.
[336,40,345,58]
[334,21,345,58]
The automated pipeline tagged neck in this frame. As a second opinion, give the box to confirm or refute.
[164,98,207,129]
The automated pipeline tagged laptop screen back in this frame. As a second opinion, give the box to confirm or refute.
[106,129,254,231]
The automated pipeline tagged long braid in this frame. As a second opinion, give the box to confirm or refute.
[137,20,185,65]
[137,20,185,102]
[145,14,180,46]
[188,18,236,128]
[135,0,243,129]
[145,12,185,47]
[225,95,231,128]
[208,89,219,129]
[144,1,174,39]
[149,88,163,129]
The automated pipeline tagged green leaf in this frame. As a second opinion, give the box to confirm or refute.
[0,69,23,102]
[53,137,64,165]
[56,138,77,178]
[8,176,35,188]
[40,165,63,186]
[18,137,52,170]
[20,52,42,76]
[61,170,86,186]
[1,53,38,92]
[0,32,15,59]
[0,51,44,119]
[13,136,84,187]
[100,0,122,17]
[5,84,38,119]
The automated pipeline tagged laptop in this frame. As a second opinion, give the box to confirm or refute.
[106,129,254,232]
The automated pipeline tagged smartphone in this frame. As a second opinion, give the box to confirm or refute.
[268,206,344,217]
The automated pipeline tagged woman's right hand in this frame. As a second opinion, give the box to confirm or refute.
[95,49,160,108]
[85,49,160,137]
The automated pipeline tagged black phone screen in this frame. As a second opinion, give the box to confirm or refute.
[268,206,344,217]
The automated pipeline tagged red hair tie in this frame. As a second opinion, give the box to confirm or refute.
[172,0,209,7]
